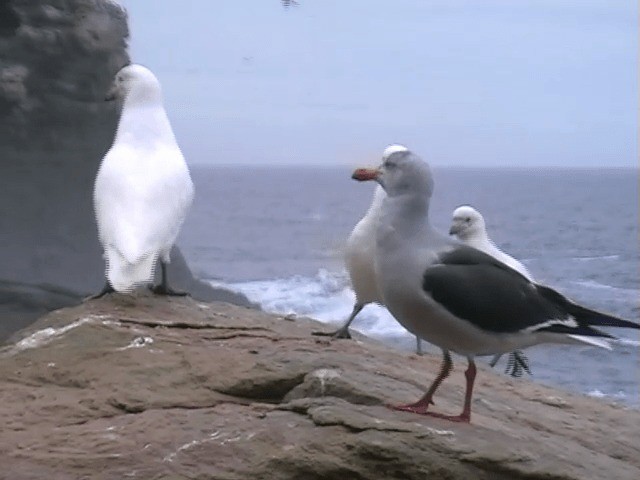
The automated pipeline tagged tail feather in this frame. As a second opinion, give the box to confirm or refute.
[537,285,639,330]
[538,323,616,339]
[106,248,157,292]
[567,334,612,350]
[578,312,640,330]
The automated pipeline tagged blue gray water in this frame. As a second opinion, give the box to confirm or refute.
[179,165,639,405]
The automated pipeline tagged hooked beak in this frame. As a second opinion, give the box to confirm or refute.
[352,167,380,182]
[449,223,462,236]
[449,222,462,235]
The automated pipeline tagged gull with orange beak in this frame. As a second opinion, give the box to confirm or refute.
[351,147,639,422]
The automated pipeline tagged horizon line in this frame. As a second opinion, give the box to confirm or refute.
[189,162,639,170]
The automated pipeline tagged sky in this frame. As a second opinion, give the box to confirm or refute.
[118,0,637,167]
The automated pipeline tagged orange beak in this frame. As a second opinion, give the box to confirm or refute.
[351,167,380,182]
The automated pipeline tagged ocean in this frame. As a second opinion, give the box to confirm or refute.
[179,165,639,405]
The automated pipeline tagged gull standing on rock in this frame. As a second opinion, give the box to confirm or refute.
[313,145,425,355]
[450,205,533,376]
[352,148,639,422]
[92,64,194,297]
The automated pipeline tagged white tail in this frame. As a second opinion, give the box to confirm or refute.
[106,248,157,292]
[568,334,612,350]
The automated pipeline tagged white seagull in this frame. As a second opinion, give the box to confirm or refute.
[313,145,425,355]
[449,206,533,280]
[450,205,534,376]
[352,148,639,422]
[92,64,194,297]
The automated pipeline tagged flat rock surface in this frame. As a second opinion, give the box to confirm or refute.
[0,295,638,479]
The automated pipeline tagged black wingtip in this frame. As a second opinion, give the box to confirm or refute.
[537,284,639,330]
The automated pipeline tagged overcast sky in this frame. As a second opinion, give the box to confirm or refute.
[119,0,637,167]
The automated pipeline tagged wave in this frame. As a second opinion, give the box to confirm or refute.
[614,337,640,347]
[213,269,413,340]
[572,255,620,262]
[216,270,639,342]
[570,279,638,295]
[586,389,628,401]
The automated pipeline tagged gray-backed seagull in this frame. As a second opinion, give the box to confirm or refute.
[352,148,639,422]
[449,205,613,377]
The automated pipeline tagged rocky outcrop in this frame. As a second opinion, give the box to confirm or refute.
[0,0,252,340]
[0,0,129,146]
[1,296,638,479]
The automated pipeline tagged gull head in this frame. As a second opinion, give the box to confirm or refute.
[352,146,434,200]
[105,64,162,104]
[449,205,485,239]
[382,144,409,160]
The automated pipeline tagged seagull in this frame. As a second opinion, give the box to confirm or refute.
[313,145,425,355]
[450,205,534,376]
[449,206,533,280]
[450,204,613,375]
[92,64,194,298]
[352,148,639,422]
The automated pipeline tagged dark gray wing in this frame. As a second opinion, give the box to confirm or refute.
[422,246,614,336]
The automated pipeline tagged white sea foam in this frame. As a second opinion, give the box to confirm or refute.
[218,269,640,348]
[571,279,632,293]
[614,337,640,347]
[587,389,628,401]
[568,280,640,310]
[572,255,620,262]
[215,268,412,340]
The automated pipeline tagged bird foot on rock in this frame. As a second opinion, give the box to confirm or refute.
[85,292,109,301]
[388,403,470,422]
[505,351,532,378]
[490,351,532,378]
[85,283,115,301]
[311,328,352,340]
[386,399,434,415]
[420,411,470,423]
[150,285,189,297]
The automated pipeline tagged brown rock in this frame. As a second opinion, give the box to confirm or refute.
[0,296,638,479]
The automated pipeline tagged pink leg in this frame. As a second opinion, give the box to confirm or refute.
[390,355,477,423]
[424,358,476,423]
[416,358,476,423]
[389,350,452,415]
[459,359,476,421]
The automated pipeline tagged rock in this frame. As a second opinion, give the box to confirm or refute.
[0,296,638,479]
[0,0,254,341]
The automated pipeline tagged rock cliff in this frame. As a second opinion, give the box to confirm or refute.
[1,296,638,479]
[0,0,251,341]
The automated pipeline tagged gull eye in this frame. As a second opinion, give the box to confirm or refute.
[465,217,471,223]
[383,161,396,170]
